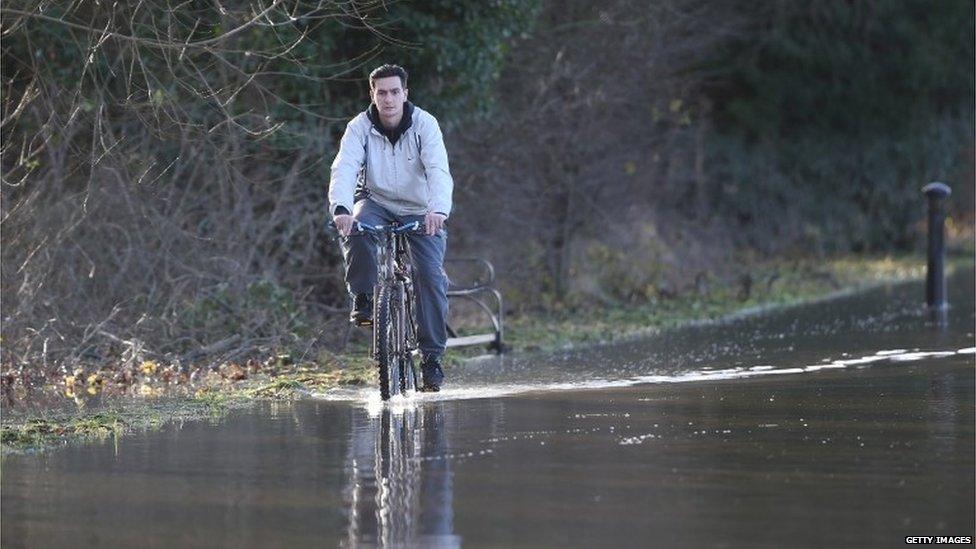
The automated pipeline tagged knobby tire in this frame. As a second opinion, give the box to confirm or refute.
[375,284,401,401]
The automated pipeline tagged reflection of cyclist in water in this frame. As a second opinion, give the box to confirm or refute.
[343,405,458,548]
[329,64,453,392]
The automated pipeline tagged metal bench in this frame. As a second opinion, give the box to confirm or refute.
[445,257,504,354]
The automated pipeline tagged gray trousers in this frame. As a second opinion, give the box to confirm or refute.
[341,199,449,357]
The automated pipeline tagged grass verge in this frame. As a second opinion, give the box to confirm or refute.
[501,254,946,352]
[1,393,244,454]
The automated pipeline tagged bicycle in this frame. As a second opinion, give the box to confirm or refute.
[331,220,426,400]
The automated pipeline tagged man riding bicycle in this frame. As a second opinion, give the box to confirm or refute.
[329,64,453,392]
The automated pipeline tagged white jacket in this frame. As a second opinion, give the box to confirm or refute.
[329,104,454,218]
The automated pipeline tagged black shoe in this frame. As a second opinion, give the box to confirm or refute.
[349,293,372,326]
[420,354,444,392]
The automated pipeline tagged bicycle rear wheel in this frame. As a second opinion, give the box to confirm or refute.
[400,352,416,393]
[374,284,403,401]
[395,281,419,394]
[400,282,419,393]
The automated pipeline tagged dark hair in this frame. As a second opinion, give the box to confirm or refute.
[369,64,408,89]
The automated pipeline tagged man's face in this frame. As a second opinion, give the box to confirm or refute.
[371,76,408,120]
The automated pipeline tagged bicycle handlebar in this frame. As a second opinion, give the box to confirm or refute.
[353,220,423,234]
[325,219,425,238]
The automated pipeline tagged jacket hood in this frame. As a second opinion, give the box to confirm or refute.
[367,101,414,145]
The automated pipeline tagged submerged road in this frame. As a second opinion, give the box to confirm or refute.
[3,266,974,548]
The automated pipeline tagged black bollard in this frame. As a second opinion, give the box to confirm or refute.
[921,182,951,311]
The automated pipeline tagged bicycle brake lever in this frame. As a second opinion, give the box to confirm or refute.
[395,221,422,234]
[354,221,376,234]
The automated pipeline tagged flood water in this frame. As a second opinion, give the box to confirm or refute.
[3,267,974,548]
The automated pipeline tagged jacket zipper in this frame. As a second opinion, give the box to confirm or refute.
[390,137,397,186]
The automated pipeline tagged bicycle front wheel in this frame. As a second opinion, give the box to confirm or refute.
[374,284,405,401]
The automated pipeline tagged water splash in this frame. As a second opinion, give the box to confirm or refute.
[313,346,974,405]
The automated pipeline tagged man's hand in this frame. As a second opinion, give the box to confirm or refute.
[334,214,355,236]
[425,212,447,235]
